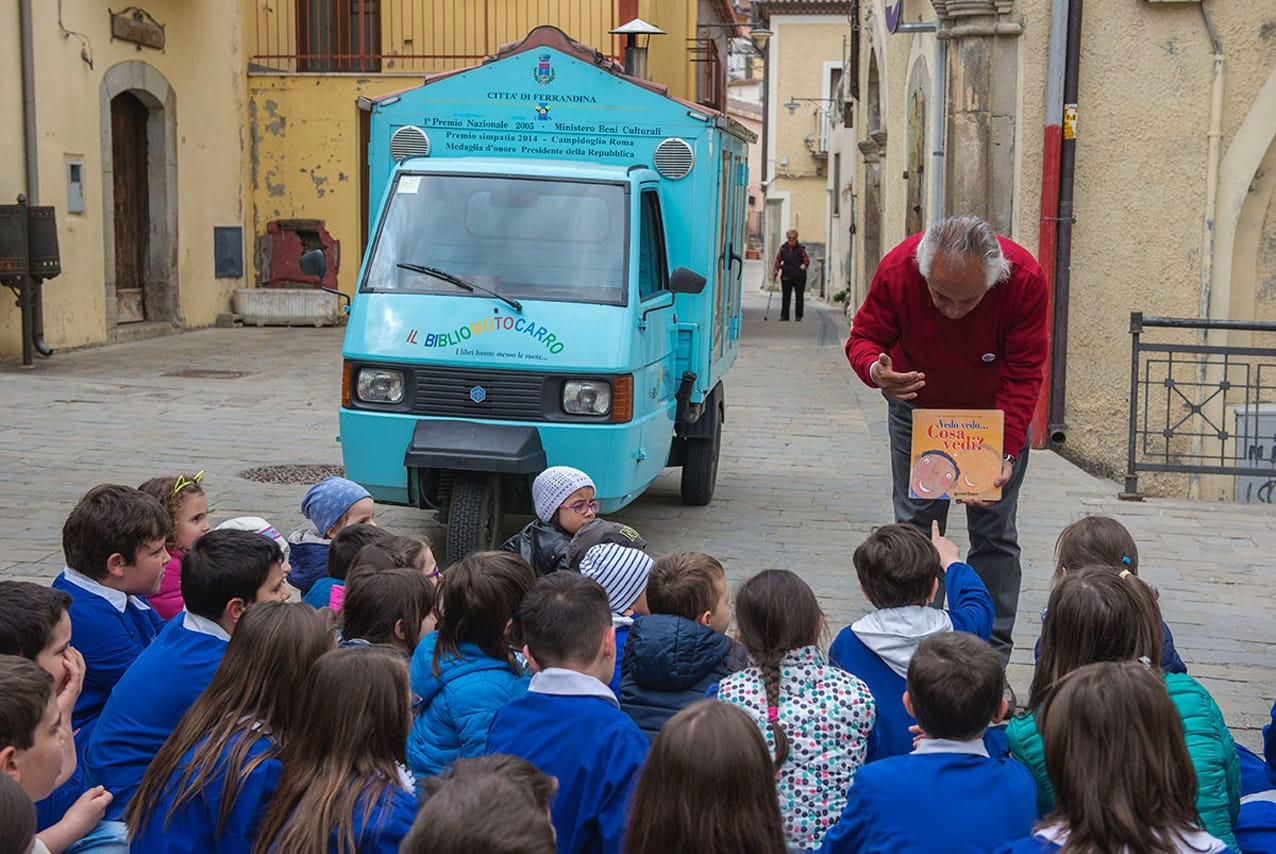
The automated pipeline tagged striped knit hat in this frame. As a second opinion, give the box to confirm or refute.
[578,544,652,615]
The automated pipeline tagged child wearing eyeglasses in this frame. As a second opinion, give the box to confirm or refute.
[501,466,599,576]
[137,472,211,620]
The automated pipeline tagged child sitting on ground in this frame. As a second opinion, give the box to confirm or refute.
[1001,660,1235,854]
[404,755,558,854]
[302,523,397,610]
[819,632,1035,853]
[0,773,37,854]
[714,570,876,851]
[625,700,789,854]
[287,476,375,595]
[126,603,330,850]
[0,583,112,852]
[339,567,437,656]
[85,529,291,822]
[486,572,650,853]
[51,484,171,732]
[214,516,292,576]
[502,466,598,575]
[1036,514,1187,674]
[254,648,419,852]
[0,656,81,854]
[565,519,648,571]
[1006,567,1240,849]
[619,552,738,740]
[408,551,534,779]
[829,521,994,760]
[138,471,211,620]
[578,543,653,692]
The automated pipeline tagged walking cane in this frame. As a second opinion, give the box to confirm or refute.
[763,273,776,322]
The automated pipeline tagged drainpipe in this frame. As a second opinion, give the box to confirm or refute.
[895,21,945,224]
[19,0,52,361]
[1030,0,1069,448]
[1046,0,1082,445]
[1198,1,1223,328]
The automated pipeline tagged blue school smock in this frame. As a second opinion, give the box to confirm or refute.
[53,569,167,729]
[818,739,1036,853]
[829,561,992,761]
[130,730,280,852]
[486,668,648,854]
[86,611,229,821]
[320,782,418,854]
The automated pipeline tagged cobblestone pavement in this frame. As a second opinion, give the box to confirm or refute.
[2,261,1273,748]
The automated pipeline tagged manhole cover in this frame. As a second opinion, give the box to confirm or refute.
[238,464,345,484]
[165,369,251,379]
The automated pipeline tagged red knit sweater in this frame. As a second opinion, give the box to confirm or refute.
[846,233,1049,453]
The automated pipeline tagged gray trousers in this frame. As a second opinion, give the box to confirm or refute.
[887,400,1029,664]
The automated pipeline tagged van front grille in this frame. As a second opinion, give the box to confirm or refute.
[411,366,549,421]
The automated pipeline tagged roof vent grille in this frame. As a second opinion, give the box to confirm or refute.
[653,138,694,179]
[390,126,431,162]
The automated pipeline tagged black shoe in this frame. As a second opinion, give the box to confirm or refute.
[796,316,803,321]
[779,317,790,322]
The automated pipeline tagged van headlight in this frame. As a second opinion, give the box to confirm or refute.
[562,380,612,416]
[356,368,405,404]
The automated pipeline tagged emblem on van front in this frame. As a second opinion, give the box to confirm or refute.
[470,386,487,403]
[534,54,556,86]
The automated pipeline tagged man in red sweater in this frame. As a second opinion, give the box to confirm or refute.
[846,215,1048,663]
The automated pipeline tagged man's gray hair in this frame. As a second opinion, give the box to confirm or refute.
[916,215,1012,289]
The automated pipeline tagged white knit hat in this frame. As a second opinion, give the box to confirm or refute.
[532,466,596,524]
[579,544,652,615]
[215,516,290,563]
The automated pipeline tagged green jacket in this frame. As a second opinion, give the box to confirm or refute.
[1005,671,1241,850]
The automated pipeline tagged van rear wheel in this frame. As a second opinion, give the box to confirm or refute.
[680,419,721,506]
[447,472,505,563]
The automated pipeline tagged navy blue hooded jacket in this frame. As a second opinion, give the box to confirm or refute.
[618,613,739,741]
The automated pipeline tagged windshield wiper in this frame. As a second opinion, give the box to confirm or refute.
[396,263,523,312]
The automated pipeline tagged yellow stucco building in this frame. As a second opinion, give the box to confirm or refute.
[1,0,738,360]
[1,1,247,357]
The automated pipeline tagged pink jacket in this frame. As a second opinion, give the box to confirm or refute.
[149,549,185,620]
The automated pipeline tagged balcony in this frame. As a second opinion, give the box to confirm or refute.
[248,0,626,74]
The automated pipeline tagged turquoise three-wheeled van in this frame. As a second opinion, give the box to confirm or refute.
[336,27,752,560]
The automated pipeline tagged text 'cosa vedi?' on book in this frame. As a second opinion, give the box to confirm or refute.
[909,409,1004,502]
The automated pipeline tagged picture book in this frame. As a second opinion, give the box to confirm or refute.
[909,409,1004,501]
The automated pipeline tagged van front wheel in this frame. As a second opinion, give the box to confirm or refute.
[680,421,721,506]
[447,472,505,563]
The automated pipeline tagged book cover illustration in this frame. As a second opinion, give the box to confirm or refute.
[909,409,1004,501]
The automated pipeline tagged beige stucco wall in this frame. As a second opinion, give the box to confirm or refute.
[838,0,1276,497]
[766,14,850,265]
[0,0,246,360]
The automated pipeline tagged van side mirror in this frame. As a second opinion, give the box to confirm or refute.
[668,267,706,294]
[300,248,328,279]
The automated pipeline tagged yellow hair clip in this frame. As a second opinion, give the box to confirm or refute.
[173,471,205,495]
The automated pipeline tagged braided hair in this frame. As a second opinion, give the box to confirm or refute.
[733,570,824,769]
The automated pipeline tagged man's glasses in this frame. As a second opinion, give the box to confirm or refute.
[560,499,601,515]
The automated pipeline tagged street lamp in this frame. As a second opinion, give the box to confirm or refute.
[784,96,836,115]
[609,18,666,80]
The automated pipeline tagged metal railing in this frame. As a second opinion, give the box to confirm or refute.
[1122,313,1276,499]
[689,37,726,111]
[249,0,624,74]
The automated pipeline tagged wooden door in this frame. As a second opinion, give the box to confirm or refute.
[112,92,149,324]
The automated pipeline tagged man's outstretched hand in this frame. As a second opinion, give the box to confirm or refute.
[870,353,925,401]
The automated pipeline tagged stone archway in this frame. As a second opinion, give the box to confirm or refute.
[904,57,931,236]
[857,49,886,304]
[100,61,178,334]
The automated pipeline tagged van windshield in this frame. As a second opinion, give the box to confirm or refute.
[362,174,629,306]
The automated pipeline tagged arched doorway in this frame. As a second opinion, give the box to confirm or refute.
[904,59,930,237]
[858,50,885,303]
[100,62,178,333]
[111,92,150,322]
